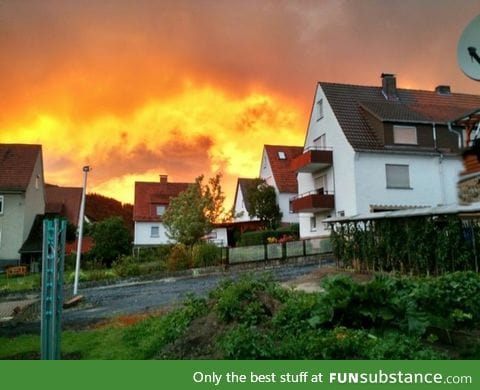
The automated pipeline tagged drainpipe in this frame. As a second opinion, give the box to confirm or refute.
[448,122,463,149]
[433,123,446,205]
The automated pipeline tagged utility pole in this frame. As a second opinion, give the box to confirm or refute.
[73,165,91,296]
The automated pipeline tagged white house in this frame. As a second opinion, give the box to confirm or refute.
[233,145,303,224]
[0,144,45,269]
[133,175,191,247]
[133,175,229,247]
[292,74,480,238]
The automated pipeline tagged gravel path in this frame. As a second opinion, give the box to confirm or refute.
[0,260,332,336]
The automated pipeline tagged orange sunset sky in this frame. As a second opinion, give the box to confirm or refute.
[1,0,480,207]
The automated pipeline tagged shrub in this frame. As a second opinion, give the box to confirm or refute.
[112,255,142,277]
[66,271,88,284]
[191,243,223,268]
[166,244,192,271]
[137,245,173,263]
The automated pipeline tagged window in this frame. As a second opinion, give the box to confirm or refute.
[313,133,326,148]
[156,205,166,216]
[393,125,417,145]
[35,175,40,190]
[317,99,324,120]
[0,195,3,214]
[310,216,317,231]
[337,210,345,217]
[150,226,160,237]
[277,151,286,160]
[314,175,327,194]
[386,164,411,189]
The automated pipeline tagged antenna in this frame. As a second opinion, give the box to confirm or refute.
[458,15,480,81]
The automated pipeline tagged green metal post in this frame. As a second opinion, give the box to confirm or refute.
[41,218,66,360]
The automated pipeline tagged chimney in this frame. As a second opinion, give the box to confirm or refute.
[381,73,398,100]
[435,85,451,95]
[159,174,168,184]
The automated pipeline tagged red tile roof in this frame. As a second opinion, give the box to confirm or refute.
[264,145,303,193]
[0,144,42,191]
[45,185,82,226]
[133,180,192,222]
[65,236,94,255]
[319,82,480,151]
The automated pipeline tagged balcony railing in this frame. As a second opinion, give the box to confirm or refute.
[291,146,333,173]
[290,189,335,213]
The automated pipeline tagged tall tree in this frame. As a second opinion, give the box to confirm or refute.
[89,216,132,266]
[163,174,226,245]
[245,179,282,229]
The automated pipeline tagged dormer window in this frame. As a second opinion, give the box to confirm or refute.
[156,205,166,216]
[277,151,286,160]
[393,125,417,145]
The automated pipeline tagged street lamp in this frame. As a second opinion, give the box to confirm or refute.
[73,165,91,296]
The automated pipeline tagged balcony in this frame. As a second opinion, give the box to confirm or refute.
[291,147,333,173]
[290,190,335,213]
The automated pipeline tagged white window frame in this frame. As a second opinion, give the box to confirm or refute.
[393,125,417,145]
[156,205,166,216]
[386,164,411,189]
[314,174,327,194]
[150,226,160,238]
[310,216,317,232]
[277,151,286,160]
[0,195,3,215]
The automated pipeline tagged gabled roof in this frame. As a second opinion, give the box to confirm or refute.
[263,145,303,193]
[45,185,82,226]
[233,178,258,213]
[133,180,191,222]
[0,144,42,191]
[319,82,480,151]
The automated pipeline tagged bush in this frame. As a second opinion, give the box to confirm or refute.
[166,244,192,271]
[137,245,173,263]
[238,225,300,246]
[112,255,142,277]
[191,243,223,268]
[89,217,132,267]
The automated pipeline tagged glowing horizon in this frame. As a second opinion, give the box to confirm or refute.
[2,1,479,208]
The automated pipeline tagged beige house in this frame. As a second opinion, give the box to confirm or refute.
[0,144,45,269]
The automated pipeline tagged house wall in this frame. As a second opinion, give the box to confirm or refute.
[206,227,228,247]
[0,193,25,262]
[23,153,45,241]
[0,153,45,264]
[298,84,357,238]
[278,193,298,223]
[134,222,228,247]
[233,188,252,222]
[134,222,170,245]
[354,152,462,213]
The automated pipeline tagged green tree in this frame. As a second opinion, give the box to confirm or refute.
[245,179,282,229]
[163,174,226,245]
[89,216,132,266]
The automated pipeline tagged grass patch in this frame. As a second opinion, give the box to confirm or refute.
[0,273,41,294]
[2,272,479,359]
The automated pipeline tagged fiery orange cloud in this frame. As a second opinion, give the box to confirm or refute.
[2,0,480,211]
[0,81,305,208]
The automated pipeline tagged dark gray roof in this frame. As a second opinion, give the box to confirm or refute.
[319,82,480,151]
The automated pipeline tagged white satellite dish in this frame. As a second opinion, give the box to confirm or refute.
[458,14,480,81]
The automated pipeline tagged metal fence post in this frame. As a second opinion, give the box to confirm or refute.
[41,218,66,360]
